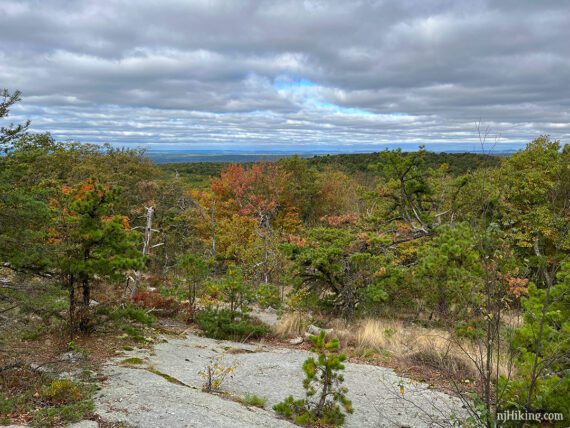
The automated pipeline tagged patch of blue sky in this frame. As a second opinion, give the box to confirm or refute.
[273,76,411,119]
[312,100,373,116]
[273,77,317,90]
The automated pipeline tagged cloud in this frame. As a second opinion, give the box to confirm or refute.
[1,0,569,150]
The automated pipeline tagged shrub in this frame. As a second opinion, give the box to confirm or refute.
[274,331,353,426]
[41,379,83,405]
[202,267,255,318]
[131,290,179,315]
[199,354,237,393]
[112,303,155,325]
[256,283,280,309]
[195,309,269,341]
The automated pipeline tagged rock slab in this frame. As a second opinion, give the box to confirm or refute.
[95,334,467,427]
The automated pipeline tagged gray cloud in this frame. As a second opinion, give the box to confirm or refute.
[1,0,569,150]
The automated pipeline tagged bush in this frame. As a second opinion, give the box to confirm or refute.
[111,303,155,325]
[195,309,269,340]
[131,290,179,315]
[199,354,237,393]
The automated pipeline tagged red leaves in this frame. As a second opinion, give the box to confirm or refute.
[500,273,529,297]
[320,214,358,227]
[211,162,291,219]
[130,290,180,315]
[287,234,306,247]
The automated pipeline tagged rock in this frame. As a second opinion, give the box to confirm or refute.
[89,299,99,306]
[96,333,467,428]
[68,421,99,428]
[30,363,52,373]
[306,324,333,336]
[61,351,82,362]
[288,336,304,345]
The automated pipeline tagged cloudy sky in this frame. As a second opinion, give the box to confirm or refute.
[1,0,569,152]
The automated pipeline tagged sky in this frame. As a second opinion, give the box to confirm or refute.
[1,0,569,152]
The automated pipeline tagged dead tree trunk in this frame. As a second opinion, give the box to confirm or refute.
[127,206,156,297]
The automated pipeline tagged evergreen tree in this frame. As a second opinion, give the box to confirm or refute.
[1,89,29,152]
[51,178,145,331]
[274,331,353,426]
[413,223,483,321]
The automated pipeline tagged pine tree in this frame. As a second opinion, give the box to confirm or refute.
[51,178,145,331]
[274,331,353,426]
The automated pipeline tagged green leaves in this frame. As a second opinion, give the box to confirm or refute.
[413,223,483,321]
[501,136,570,259]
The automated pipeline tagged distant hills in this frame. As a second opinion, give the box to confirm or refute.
[145,143,524,164]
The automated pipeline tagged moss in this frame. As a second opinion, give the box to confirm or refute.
[120,357,144,365]
[224,347,256,354]
[147,368,187,386]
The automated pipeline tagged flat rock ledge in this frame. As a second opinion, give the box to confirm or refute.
[95,334,468,427]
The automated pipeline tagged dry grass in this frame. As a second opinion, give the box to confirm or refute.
[344,318,512,380]
[272,312,310,338]
[331,319,509,378]
[273,312,513,382]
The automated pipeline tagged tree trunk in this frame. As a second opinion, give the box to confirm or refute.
[68,274,75,337]
[82,247,91,306]
[82,276,90,306]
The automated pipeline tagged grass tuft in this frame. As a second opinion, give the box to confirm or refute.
[121,357,144,365]
[241,393,267,408]
[272,312,309,338]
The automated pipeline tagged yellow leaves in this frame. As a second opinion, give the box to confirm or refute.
[395,221,412,233]
[199,353,238,393]
[41,379,82,405]
[47,197,59,208]
[47,227,61,244]
[375,267,387,278]
[276,209,302,233]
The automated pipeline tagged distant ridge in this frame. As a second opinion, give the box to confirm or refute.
[145,143,524,163]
